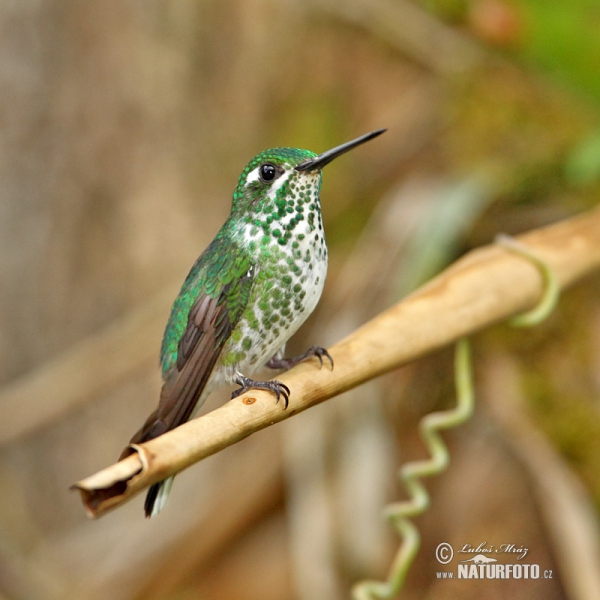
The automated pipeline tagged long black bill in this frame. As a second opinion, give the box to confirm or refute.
[295,128,386,172]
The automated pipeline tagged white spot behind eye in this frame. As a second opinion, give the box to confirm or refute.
[245,167,261,184]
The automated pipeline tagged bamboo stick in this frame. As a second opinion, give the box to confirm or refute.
[73,206,600,518]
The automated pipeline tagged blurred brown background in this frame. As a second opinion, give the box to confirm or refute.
[1,0,599,598]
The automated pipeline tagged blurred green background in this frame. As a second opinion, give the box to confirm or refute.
[0,0,599,599]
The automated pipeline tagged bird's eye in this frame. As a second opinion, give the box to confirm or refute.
[259,163,277,183]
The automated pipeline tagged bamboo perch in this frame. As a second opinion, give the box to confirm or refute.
[73,206,600,518]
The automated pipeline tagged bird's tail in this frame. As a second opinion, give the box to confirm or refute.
[121,385,214,518]
[144,476,175,518]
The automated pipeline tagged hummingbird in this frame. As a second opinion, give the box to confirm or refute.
[121,129,386,517]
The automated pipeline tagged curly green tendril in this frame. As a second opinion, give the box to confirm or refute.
[352,235,559,599]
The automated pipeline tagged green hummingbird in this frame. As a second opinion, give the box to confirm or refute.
[121,129,386,517]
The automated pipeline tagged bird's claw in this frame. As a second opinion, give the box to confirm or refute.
[232,374,291,409]
[309,346,334,369]
[267,345,334,371]
[272,381,291,408]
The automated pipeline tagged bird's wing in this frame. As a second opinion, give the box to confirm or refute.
[121,256,254,456]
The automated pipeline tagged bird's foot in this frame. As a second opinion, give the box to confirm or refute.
[267,345,334,371]
[232,373,291,409]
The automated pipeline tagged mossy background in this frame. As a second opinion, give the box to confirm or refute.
[0,0,598,598]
